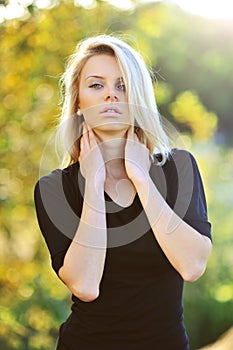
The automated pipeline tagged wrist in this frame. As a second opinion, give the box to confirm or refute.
[132,172,150,190]
[85,180,104,196]
[84,181,105,214]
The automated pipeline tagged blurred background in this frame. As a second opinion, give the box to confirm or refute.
[0,0,232,349]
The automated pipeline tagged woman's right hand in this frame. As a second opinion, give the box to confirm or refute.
[79,123,106,188]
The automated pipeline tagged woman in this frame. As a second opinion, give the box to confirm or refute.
[34,34,212,349]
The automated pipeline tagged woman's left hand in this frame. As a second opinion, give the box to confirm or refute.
[125,127,151,184]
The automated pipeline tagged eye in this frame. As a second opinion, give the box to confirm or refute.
[89,83,103,89]
[117,83,126,92]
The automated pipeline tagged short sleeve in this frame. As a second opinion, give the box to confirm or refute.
[34,163,83,274]
[161,149,212,240]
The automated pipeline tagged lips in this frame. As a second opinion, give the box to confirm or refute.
[100,105,122,114]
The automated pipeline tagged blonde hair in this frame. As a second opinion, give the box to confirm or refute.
[58,34,171,166]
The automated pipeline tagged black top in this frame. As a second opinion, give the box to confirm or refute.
[34,149,211,350]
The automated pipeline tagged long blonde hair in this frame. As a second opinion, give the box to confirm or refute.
[58,34,171,167]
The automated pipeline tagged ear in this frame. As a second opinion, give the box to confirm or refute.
[77,109,82,117]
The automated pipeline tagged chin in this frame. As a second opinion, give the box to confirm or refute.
[92,123,129,137]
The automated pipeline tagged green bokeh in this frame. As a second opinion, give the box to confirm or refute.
[0,1,232,349]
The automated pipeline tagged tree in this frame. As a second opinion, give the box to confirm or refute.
[1,1,232,349]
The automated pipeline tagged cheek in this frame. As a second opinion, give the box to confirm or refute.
[78,86,93,109]
[82,105,100,128]
[78,93,88,110]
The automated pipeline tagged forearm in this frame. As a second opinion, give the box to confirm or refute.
[134,175,212,282]
[59,182,107,301]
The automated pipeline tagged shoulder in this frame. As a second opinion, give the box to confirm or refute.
[165,148,197,167]
[35,162,80,193]
[151,148,197,175]
[150,148,201,200]
[156,149,200,181]
[34,162,82,237]
[34,162,83,212]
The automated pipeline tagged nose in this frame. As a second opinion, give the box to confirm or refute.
[105,91,118,102]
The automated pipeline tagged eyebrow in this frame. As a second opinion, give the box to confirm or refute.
[85,75,124,81]
[85,75,104,81]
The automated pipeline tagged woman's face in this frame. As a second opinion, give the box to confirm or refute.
[78,54,131,134]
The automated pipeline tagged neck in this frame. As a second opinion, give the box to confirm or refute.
[94,129,127,178]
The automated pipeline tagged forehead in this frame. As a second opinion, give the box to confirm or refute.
[80,54,122,79]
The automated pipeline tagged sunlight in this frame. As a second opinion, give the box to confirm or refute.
[107,0,233,18]
[171,0,233,19]
[106,0,134,10]
[1,0,233,23]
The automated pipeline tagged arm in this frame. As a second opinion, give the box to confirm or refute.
[125,130,212,282]
[59,124,107,301]
[134,174,212,282]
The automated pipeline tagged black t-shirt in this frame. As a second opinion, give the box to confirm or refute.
[34,149,211,350]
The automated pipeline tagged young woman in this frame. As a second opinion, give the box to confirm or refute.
[34,34,212,349]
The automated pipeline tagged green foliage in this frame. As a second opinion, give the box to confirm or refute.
[183,142,233,348]
[0,1,232,349]
[130,2,233,144]
[0,257,70,349]
[170,90,217,140]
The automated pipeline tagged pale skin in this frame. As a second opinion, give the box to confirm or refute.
[58,54,212,302]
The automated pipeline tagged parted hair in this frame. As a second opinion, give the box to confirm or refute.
[58,34,171,166]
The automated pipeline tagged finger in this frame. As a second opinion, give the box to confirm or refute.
[85,122,92,132]
[82,123,90,149]
[82,122,87,136]
[83,122,91,135]
[127,126,134,141]
[88,128,98,148]
[133,132,139,142]
[79,136,84,160]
